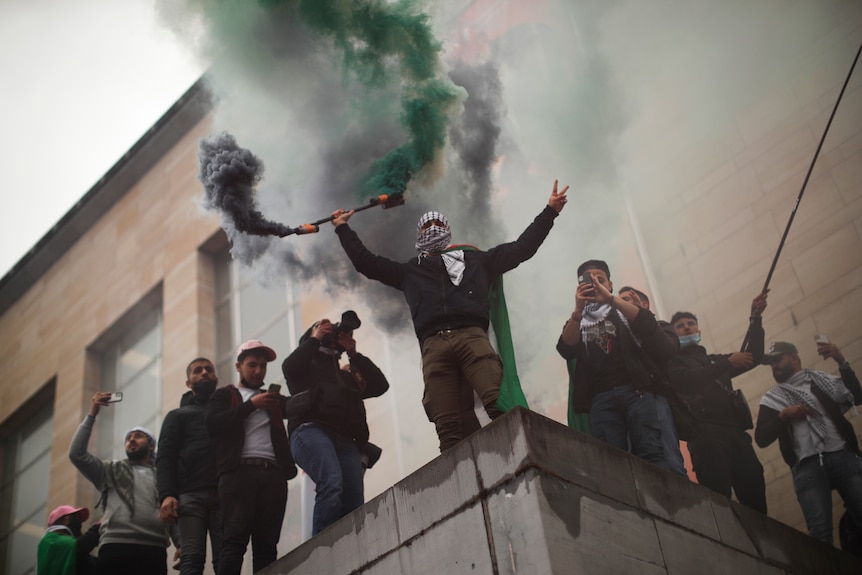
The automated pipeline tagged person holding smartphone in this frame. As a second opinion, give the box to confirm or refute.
[69,393,178,575]
[282,315,390,535]
[756,338,862,548]
[556,260,677,470]
[205,340,314,575]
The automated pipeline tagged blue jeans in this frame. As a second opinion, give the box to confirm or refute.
[589,384,666,468]
[290,423,365,535]
[793,449,862,545]
[177,489,222,575]
[655,395,686,476]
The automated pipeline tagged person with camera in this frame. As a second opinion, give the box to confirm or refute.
[205,340,313,575]
[667,292,769,513]
[756,339,862,546]
[556,260,677,469]
[331,181,568,452]
[69,393,178,575]
[282,312,390,535]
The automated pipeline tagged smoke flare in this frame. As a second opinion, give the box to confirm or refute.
[198,132,291,237]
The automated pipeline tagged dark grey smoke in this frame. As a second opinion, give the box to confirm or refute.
[448,61,503,225]
[198,132,291,238]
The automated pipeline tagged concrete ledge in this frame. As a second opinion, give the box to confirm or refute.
[261,407,862,575]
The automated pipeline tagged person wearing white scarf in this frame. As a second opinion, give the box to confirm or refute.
[755,340,862,546]
[332,181,569,452]
[557,260,677,471]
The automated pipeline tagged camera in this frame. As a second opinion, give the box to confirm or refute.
[323,310,361,352]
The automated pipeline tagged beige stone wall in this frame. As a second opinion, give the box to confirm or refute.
[629,24,862,537]
[0,116,221,516]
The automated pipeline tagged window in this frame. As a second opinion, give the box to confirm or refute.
[212,248,298,387]
[0,394,53,575]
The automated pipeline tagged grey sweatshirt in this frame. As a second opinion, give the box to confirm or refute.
[69,415,170,548]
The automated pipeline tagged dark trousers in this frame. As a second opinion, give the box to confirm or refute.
[217,464,287,575]
[98,543,166,575]
[178,488,223,575]
[688,423,767,513]
[421,326,504,452]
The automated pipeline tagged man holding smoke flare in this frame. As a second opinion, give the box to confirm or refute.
[331,181,568,452]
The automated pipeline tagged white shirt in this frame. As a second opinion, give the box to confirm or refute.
[237,386,278,461]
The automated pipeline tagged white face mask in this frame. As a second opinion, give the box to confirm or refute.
[678,334,702,347]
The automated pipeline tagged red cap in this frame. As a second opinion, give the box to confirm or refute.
[48,505,89,526]
[236,339,276,362]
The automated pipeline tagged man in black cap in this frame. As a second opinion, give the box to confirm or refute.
[556,260,677,469]
[756,339,862,545]
[206,340,312,575]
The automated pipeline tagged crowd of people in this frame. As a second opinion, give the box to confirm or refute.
[38,182,861,572]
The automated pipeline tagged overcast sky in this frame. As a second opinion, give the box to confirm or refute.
[0,0,204,277]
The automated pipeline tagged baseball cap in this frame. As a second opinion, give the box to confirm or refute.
[236,339,277,362]
[762,341,799,363]
[48,505,90,526]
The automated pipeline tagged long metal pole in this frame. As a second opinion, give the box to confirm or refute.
[741,41,862,351]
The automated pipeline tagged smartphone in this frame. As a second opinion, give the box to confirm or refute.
[267,384,281,394]
[579,272,593,286]
[814,334,831,345]
[106,392,123,403]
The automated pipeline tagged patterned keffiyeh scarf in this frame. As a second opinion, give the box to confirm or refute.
[415,211,467,285]
[580,303,638,353]
[99,460,157,517]
[761,369,853,442]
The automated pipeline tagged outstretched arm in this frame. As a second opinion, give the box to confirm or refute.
[69,393,112,489]
[333,209,405,289]
[484,181,568,275]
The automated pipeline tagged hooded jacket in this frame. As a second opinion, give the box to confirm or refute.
[556,307,678,412]
[668,316,764,428]
[156,391,218,503]
[335,206,558,344]
[282,336,389,443]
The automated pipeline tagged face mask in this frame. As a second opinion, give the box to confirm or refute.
[678,334,701,347]
[67,516,83,538]
[415,226,451,254]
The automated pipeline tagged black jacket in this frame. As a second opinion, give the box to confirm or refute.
[668,316,764,428]
[335,206,559,344]
[556,307,678,412]
[205,385,306,480]
[755,365,862,467]
[156,391,218,502]
[282,338,389,443]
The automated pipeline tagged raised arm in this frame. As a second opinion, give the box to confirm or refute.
[332,209,405,289]
[483,181,567,275]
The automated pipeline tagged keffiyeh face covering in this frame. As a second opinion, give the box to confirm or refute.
[415,211,451,254]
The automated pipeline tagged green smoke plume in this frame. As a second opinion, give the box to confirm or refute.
[255,0,463,197]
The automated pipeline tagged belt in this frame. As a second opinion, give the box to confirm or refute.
[239,457,279,469]
[434,326,477,338]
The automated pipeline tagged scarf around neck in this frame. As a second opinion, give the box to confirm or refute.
[579,303,639,348]
[761,368,853,442]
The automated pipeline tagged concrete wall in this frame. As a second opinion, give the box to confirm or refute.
[266,408,861,575]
